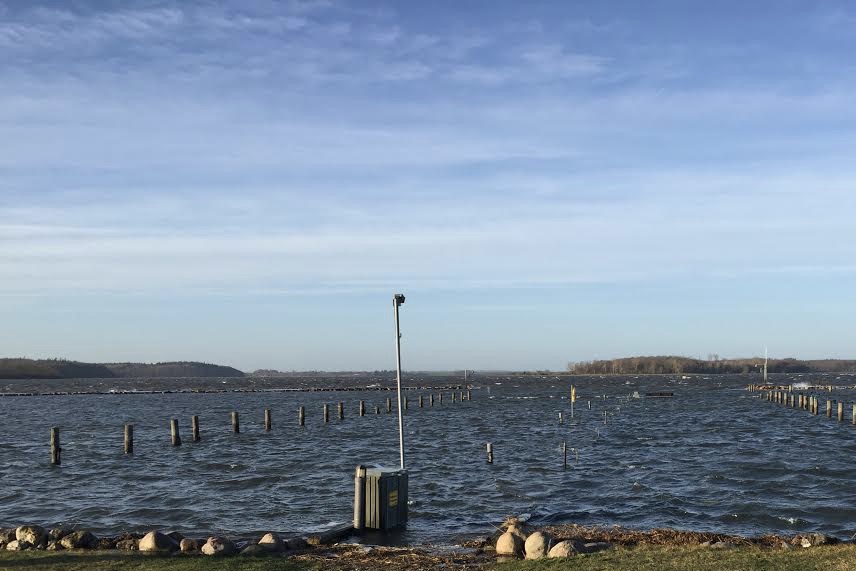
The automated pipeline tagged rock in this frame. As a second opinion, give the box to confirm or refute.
[780,541,793,550]
[285,537,308,551]
[580,542,614,553]
[116,539,138,551]
[166,531,185,543]
[496,530,523,556]
[48,528,71,541]
[808,533,837,546]
[179,538,199,553]
[0,529,15,543]
[524,531,552,560]
[201,536,237,556]
[138,531,179,553]
[60,531,98,550]
[16,526,47,547]
[709,541,736,550]
[548,540,578,558]
[258,533,285,552]
[241,544,273,557]
[800,537,812,548]
[6,540,31,551]
[46,541,63,551]
[96,538,117,550]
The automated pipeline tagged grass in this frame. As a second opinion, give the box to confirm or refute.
[2,545,856,571]
[497,545,856,571]
[0,552,307,571]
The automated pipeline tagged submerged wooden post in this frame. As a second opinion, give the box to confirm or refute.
[827,400,833,418]
[419,395,423,408]
[191,415,200,441]
[439,392,443,404]
[467,389,472,401]
[386,397,392,413]
[264,409,272,431]
[324,404,329,423]
[838,402,844,422]
[375,405,380,415]
[852,403,856,426]
[50,427,60,465]
[429,394,434,407]
[353,465,366,530]
[359,400,365,417]
[299,406,305,427]
[170,419,181,446]
[798,394,804,409]
[562,441,567,470]
[588,400,592,410]
[404,396,408,410]
[451,391,456,403]
[124,424,133,454]
[486,443,493,464]
[231,411,240,433]
[338,402,344,420]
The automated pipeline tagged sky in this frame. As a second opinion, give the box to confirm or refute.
[1,1,855,372]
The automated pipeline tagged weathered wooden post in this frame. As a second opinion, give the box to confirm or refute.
[191,415,201,441]
[588,400,592,410]
[838,402,844,422]
[429,394,434,407]
[439,392,443,404]
[562,441,567,470]
[451,391,456,403]
[338,402,344,420]
[324,404,329,423]
[558,412,564,424]
[852,403,856,426]
[264,409,272,431]
[419,395,423,408]
[386,397,392,413]
[50,427,61,465]
[124,424,133,454]
[460,390,464,402]
[798,394,804,409]
[404,396,408,410]
[827,400,833,418]
[467,389,472,401]
[353,465,366,530]
[359,400,365,417]
[486,443,493,464]
[231,411,240,433]
[299,406,305,427]
[375,405,380,415]
[170,419,181,446]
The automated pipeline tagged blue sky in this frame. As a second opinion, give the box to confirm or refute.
[1,1,855,371]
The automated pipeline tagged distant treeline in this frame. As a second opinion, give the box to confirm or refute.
[566,356,856,375]
[0,358,245,380]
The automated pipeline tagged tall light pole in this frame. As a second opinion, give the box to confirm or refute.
[393,294,406,470]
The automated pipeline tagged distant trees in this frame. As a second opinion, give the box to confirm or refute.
[566,356,856,375]
[0,359,244,380]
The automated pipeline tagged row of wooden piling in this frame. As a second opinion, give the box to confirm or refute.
[48,390,473,465]
[766,390,856,425]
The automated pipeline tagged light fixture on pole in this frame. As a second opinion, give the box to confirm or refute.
[393,293,406,469]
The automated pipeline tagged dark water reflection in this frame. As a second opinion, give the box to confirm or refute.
[2,374,856,545]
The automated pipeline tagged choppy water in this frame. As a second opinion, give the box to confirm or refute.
[2,374,856,544]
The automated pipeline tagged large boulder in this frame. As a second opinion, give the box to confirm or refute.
[138,531,179,553]
[241,544,273,557]
[59,531,98,550]
[496,530,523,556]
[6,540,30,551]
[201,536,236,556]
[48,529,71,541]
[116,539,138,551]
[179,538,199,553]
[258,533,285,552]
[548,540,578,558]
[524,531,552,560]
[16,526,46,547]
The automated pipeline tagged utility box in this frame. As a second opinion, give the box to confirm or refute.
[354,465,408,531]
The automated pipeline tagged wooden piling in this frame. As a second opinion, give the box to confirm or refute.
[588,400,592,410]
[439,392,443,404]
[353,465,366,530]
[299,406,305,427]
[827,400,832,418]
[558,412,564,424]
[429,394,434,407]
[451,392,456,403]
[324,404,329,423]
[359,400,365,417]
[852,403,856,426]
[124,424,133,454]
[170,419,181,446]
[486,443,493,464]
[459,390,464,402]
[404,396,408,410]
[338,402,344,420]
[191,415,200,441]
[375,405,380,415]
[264,409,272,431]
[798,394,803,409]
[231,411,240,433]
[467,389,471,401]
[386,397,392,413]
[419,395,423,408]
[838,402,844,422]
[562,441,567,470]
[50,427,60,465]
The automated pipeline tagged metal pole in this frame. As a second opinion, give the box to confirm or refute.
[393,294,406,470]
